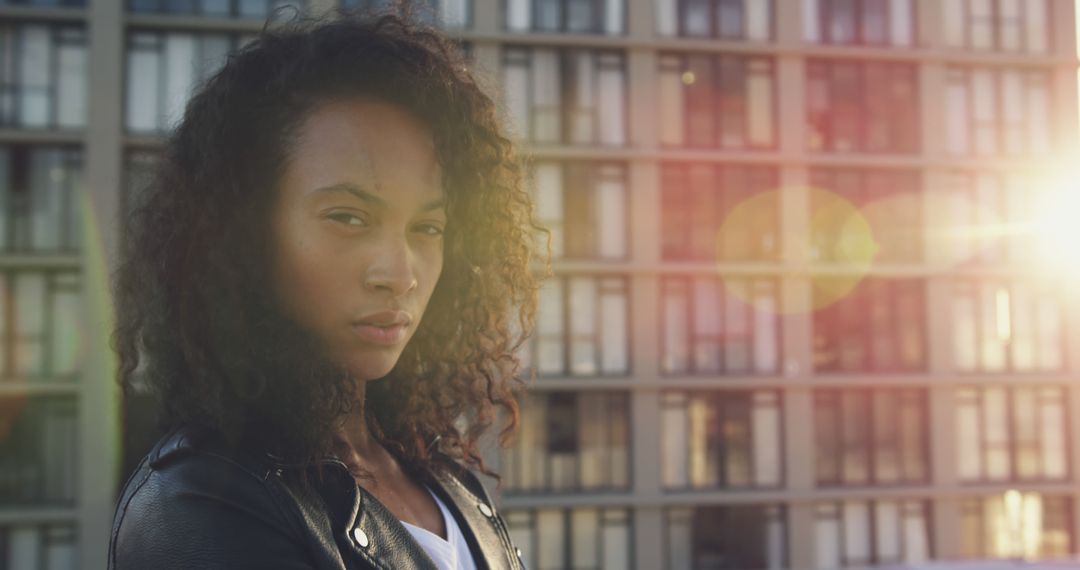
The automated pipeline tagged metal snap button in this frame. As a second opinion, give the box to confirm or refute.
[515,547,523,558]
[478,503,493,518]
[352,527,370,548]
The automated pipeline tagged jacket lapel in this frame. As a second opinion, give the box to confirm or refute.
[420,466,516,570]
[304,461,440,570]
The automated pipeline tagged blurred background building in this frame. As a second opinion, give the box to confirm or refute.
[1,0,1079,568]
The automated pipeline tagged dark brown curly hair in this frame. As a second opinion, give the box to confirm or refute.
[112,10,545,480]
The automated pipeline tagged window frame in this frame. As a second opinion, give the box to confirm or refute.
[660,389,785,490]
[806,59,920,154]
[813,388,930,487]
[664,504,788,570]
[807,0,917,46]
[659,275,782,376]
[956,385,1071,483]
[660,162,780,262]
[506,507,634,570]
[813,499,933,567]
[0,23,88,130]
[500,390,632,494]
[658,52,777,150]
[812,278,928,373]
[944,0,1052,53]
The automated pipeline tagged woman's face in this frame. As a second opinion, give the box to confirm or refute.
[271,98,446,381]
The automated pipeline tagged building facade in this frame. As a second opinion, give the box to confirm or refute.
[0,0,1078,569]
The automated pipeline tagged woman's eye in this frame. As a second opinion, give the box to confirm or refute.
[416,224,444,236]
[328,213,366,227]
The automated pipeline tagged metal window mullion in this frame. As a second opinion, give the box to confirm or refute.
[710,55,722,148]
[13,27,23,129]
[47,27,58,129]
[748,390,763,487]
[685,391,695,486]
[592,278,603,374]
[1005,385,1019,482]
[0,271,10,376]
[154,32,168,132]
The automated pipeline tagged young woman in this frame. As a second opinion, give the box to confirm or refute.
[108,12,542,570]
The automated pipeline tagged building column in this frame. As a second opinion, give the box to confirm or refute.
[83,0,125,568]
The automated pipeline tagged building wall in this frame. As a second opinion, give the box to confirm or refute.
[0,0,1076,569]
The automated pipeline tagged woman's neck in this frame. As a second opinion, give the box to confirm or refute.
[331,380,396,481]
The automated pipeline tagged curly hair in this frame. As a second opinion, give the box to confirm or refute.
[112,10,545,480]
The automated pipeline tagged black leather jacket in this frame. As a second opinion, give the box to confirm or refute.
[108,426,526,569]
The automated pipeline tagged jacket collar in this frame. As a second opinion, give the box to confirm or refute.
[309,454,517,570]
[151,426,519,570]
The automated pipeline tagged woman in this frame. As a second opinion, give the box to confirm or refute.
[108,11,543,570]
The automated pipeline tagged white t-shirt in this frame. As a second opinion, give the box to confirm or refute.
[400,486,479,570]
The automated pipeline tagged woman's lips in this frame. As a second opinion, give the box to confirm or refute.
[351,322,407,346]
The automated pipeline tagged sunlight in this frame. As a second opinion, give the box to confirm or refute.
[1025,165,1080,281]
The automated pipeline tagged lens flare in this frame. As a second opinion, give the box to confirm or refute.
[1026,169,1080,281]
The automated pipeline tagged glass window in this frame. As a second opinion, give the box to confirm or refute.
[501,391,629,493]
[0,523,77,570]
[813,278,926,373]
[0,25,87,130]
[0,396,77,505]
[810,168,922,263]
[814,500,930,568]
[661,163,779,261]
[658,54,774,150]
[503,47,625,146]
[947,67,1052,156]
[661,276,779,375]
[814,388,928,486]
[666,505,786,570]
[952,280,1064,373]
[0,146,83,255]
[504,0,622,34]
[960,494,1073,559]
[343,0,469,28]
[507,508,631,570]
[807,60,918,153]
[527,276,628,377]
[956,386,1069,482]
[125,31,250,133]
[941,170,1041,266]
[0,270,82,381]
[129,0,306,18]
[661,390,782,489]
[942,0,1050,53]
[531,161,627,260]
[656,0,771,39]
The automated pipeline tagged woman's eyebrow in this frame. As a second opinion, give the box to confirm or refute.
[315,182,445,213]
[420,198,446,213]
[313,182,384,207]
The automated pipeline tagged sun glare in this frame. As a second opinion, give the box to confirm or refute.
[1027,166,1080,281]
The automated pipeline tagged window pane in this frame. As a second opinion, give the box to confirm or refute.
[662,393,689,487]
[1025,0,1048,53]
[0,396,77,504]
[803,0,820,41]
[745,0,770,40]
[597,59,625,145]
[569,277,597,375]
[889,0,913,46]
[663,281,690,374]
[56,32,86,128]
[599,280,627,373]
[943,0,965,46]
[752,393,781,486]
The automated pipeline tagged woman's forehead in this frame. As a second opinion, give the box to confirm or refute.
[283,99,443,204]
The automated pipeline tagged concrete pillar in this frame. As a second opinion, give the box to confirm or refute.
[83,0,125,568]
[472,0,499,34]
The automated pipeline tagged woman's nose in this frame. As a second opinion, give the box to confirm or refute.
[362,238,418,297]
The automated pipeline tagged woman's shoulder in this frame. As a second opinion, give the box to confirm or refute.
[108,425,310,569]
